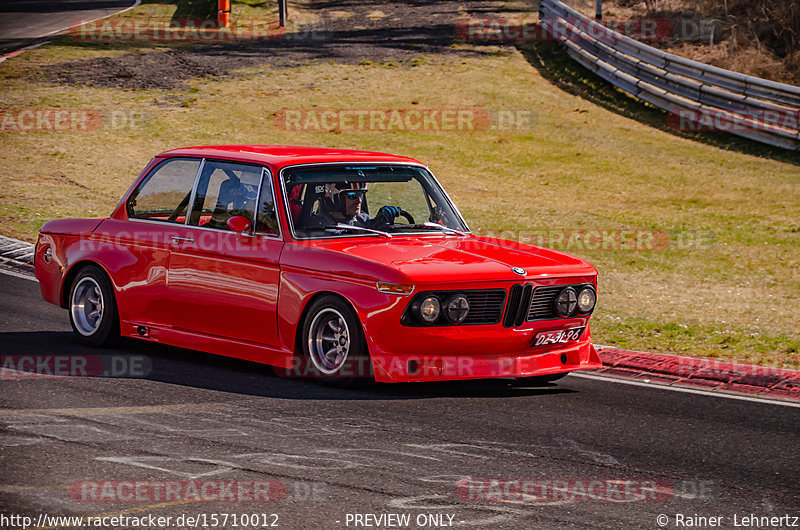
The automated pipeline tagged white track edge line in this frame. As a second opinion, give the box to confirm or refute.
[0,41,48,63]
[0,268,38,282]
[572,372,800,409]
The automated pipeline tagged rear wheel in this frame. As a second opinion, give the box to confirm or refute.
[68,265,119,347]
[301,295,372,387]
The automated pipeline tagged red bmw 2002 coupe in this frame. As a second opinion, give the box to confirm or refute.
[35,145,602,385]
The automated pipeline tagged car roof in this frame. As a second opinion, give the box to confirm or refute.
[156,145,423,168]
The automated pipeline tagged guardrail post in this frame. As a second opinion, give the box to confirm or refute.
[218,0,230,27]
[595,0,602,20]
[278,0,288,27]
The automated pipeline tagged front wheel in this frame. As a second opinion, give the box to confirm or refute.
[301,296,372,387]
[68,265,119,347]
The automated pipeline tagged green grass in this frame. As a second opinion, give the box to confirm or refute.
[0,1,798,368]
[597,315,800,369]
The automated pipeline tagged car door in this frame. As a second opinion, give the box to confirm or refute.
[95,157,202,328]
[167,159,283,347]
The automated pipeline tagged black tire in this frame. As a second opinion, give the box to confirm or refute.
[68,265,119,347]
[514,373,569,386]
[299,295,372,387]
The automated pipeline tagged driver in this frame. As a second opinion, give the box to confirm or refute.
[307,182,403,229]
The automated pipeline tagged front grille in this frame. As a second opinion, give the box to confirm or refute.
[527,285,563,321]
[502,284,533,328]
[463,289,507,324]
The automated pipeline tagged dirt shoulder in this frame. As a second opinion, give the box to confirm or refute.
[34,0,511,91]
[34,0,799,89]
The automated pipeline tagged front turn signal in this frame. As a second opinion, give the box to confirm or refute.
[376,282,415,295]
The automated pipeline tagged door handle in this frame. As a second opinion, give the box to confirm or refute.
[171,236,195,244]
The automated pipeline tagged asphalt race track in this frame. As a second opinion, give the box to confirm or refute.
[1,271,798,529]
[0,0,138,55]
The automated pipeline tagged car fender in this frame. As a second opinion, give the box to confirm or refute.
[277,266,405,362]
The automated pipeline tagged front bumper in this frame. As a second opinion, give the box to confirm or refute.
[370,339,602,383]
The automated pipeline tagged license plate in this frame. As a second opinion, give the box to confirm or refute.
[533,327,585,346]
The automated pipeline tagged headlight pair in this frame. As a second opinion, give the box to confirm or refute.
[414,294,470,324]
[555,286,596,317]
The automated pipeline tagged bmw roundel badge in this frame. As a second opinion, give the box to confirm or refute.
[512,267,526,276]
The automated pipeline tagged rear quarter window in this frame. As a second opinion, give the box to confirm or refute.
[128,158,201,223]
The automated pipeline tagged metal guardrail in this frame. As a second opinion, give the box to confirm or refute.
[539,0,800,150]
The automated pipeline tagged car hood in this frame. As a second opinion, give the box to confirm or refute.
[284,235,596,284]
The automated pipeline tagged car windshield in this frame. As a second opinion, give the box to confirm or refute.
[283,164,469,239]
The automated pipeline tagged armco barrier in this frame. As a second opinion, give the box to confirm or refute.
[539,0,800,150]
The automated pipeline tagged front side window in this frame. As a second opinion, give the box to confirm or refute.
[283,164,468,239]
[188,161,262,231]
[127,158,201,223]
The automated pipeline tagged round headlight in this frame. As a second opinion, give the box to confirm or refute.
[443,295,470,324]
[418,296,441,323]
[555,287,578,317]
[577,287,596,313]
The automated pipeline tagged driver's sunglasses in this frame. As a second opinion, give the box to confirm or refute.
[343,191,365,200]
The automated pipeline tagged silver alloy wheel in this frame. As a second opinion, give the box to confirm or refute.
[70,277,104,336]
[307,308,350,375]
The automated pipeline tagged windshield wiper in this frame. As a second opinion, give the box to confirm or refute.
[421,222,468,237]
[325,223,392,238]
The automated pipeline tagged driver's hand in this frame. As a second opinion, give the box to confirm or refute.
[374,205,401,224]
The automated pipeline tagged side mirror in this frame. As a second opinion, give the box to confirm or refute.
[226,215,252,234]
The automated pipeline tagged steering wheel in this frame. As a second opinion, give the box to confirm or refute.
[397,209,415,225]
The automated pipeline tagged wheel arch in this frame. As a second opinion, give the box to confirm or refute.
[60,260,115,308]
[293,291,368,356]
